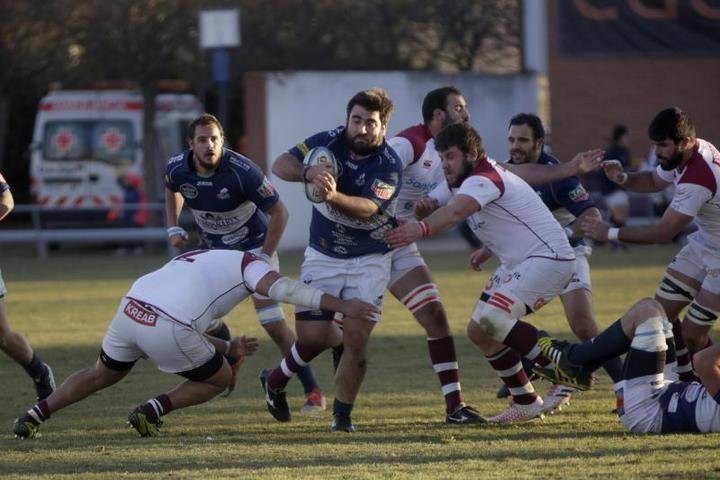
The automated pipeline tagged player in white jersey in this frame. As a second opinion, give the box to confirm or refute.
[580,107,720,381]
[537,298,720,435]
[12,250,378,439]
[386,123,593,423]
[386,86,483,423]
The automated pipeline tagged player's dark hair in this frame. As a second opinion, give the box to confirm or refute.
[346,88,394,126]
[187,113,224,139]
[508,113,545,141]
[422,86,463,123]
[435,122,485,159]
[612,124,629,142]
[648,107,695,143]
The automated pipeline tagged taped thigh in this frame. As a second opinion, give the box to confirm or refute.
[399,283,441,315]
[685,300,720,328]
[470,291,525,342]
[655,273,699,303]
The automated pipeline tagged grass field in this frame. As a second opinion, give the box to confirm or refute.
[1,244,720,479]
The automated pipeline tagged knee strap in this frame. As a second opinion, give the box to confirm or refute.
[399,283,441,314]
[655,274,698,303]
[471,291,525,342]
[686,301,720,327]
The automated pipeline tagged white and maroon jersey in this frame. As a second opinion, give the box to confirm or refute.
[125,249,272,332]
[388,124,446,220]
[655,139,720,249]
[432,158,575,267]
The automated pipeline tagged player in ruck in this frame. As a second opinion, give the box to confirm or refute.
[487,113,624,413]
[264,88,403,432]
[12,249,378,439]
[386,123,602,423]
[537,298,720,435]
[581,107,720,382]
[0,172,55,403]
[165,114,325,410]
[386,86,482,423]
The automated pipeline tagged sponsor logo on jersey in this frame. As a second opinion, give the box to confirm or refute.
[333,245,348,254]
[221,227,249,245]
[124,300,158,326]
[568,185,589,202]
[217,187,230,200]
[371,179,395,200]
[256,177,275,198]
[355,173,366,186]
[168,153,184,164]
[197,181,213,186]
[423,158,433,169]
[179,183,198,199]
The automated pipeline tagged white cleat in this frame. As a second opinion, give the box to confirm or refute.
[489,397,545,423]
[541,384,574,414]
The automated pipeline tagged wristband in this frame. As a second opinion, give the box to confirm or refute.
[616,172,628,185]
[608,227,620,241]
[167,226,188,239]
[419,220,430,238]
[564,226,574,238]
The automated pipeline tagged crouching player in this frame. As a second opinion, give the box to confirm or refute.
[538,298,720,434]
[13,249,378,439]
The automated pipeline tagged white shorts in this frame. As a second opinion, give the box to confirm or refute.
[389,243,427,287]
[668,233,720,295]
[102,298,216,374]
[0,268,6,297]
[618,375,666,434]
[296,247,392,322]
[562,251,592,294]
[484,257,574,313]
[605,190,629,210]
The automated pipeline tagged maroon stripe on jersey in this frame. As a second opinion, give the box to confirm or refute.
[471,156,505,197]
[678,143,718,196]
[395,124,432,165]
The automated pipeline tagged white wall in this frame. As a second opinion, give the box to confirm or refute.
[263,71,540,249]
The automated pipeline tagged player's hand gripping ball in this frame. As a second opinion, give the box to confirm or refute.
[303,147,339,203]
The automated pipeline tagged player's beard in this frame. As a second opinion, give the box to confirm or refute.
[447,161,473,188]
[348,133,381,156]
[195,151,221,171]
[658,150,683,171]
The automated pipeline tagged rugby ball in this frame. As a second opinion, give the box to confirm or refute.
[303,146,339,203]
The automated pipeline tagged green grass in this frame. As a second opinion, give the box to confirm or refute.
[1,245,720,479]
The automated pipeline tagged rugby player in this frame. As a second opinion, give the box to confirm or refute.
[165,114,325,409]
[12,249,378,439]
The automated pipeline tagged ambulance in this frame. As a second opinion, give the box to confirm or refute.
[29,86,202,218]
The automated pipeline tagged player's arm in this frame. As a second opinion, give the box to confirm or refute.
[693,344,720,398]
[567,206,602,239]
[260,200,288,257]
[505,149,604,186]
[385,194,479,248]
[580,206,693,244]
[602,161,671,193]
[204,335,259,363]
[164,187,188,248]
[272,152,304,182]
[316,169,380,219]
[0,173,14,222]
[253,270,380,321]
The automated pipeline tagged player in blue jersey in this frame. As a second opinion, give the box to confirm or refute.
[0,173,55,402]
[484,113,624,413]
[537,298,720,434]
[164,114,325,410]
[262,88,404,432]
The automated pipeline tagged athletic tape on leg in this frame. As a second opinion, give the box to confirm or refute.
[686,301,720,327]
[400,283,440,314]
[655,274,698,303]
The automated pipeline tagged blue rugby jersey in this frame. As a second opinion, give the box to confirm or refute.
[288,126,402,258]
[165,149,279,250]
[510,151,595,249]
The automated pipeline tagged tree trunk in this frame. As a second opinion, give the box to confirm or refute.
[141,85,159,225]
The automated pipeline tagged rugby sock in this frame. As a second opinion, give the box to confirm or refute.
[211,322,239,366]
[27,400,50,425]
[670,318,694,379]
[143,394,173,422]
[333,398,353,416]
[663,318,678,380]
[297,366,319,395]
[23,353,46,382]
[427,336,463,413]
[567,319,630,367]
[601,357,625,384]
[503,320,552,366]
[268,342,324,391]
[487,347,537,405]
